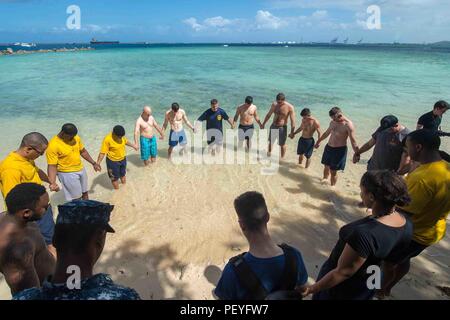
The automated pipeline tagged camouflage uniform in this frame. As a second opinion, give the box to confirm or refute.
[13,200,140,300]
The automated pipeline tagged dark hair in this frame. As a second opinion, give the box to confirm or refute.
[172,102,180,111]
[5,183,47,214]
[245,96,253,104]
[434,100,449,110]
[301,108,311,117]
[276,93,285,101]
[112,125,125,137]
[20,132,48,149]
[61,123,78,136]
[234,192,269,231]
[361,171,411,209]
[53,224,103,255]
[211,99,218,105]
[407,130,441,151]
[329,107,342,117]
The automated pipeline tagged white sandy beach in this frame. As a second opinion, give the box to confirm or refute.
[0,136,449,300]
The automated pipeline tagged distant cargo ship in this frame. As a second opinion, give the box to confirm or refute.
[90,38,120,45]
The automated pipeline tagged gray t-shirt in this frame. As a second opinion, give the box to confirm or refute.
[368,127,410,171]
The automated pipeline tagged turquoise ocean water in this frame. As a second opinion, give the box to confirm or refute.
[0,45,449,157]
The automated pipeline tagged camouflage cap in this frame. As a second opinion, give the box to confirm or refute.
[57,200,115,233]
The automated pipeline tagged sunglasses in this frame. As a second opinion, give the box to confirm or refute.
[29,145,45,156]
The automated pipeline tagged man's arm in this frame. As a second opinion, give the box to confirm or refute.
[254,108,263,128]
[233,107,240,124]
[397,151,411,175]
[162,113,169,132]
[182,111,195,131]
[262,103,275,128]
[47,165,59,191]
[315,120,322,141]
[315,123,332,148]
[289,105,296,135]
[348,123,359,153]
[153,120,165,139]
[227,118,235,129]
[353,138,376,163]
[291,122,304,138]
[37,169,50,184]
[2,242,40,295]
[134,119,141,148]
[80,148,101,172]
[126,140,138,151]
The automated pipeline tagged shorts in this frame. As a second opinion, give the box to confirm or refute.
[35,206,55,246]
[238,124,255,142]
[385,240,428,265]
[321,144,348,171]
[206,129,223,146]
[140,136,158,160]
[169,129,187,147]
[269,124,288,146]
[297,137,315,158]
[106,157,127,181]
[57,168,89,201]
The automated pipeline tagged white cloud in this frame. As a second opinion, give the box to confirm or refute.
[183,18,205,32]
[204,16,232,28]
[255,10,287,30]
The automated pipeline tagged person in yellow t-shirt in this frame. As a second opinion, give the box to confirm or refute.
[96,125,137,190]
[0,132,59,250]
[380,129,450,298]
[46,123,101,202]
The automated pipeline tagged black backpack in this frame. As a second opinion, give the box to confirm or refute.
[229,243,302,300]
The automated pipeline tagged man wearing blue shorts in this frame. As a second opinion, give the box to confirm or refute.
[134,106,164,166]
[163,103,195,159]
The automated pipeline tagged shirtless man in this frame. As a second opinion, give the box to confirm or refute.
[162,103,195,159]
[262,93,296,159]
[233,96,263,150]
[314,107,359,186]
[134,106,164,166]
[0,183,55,295]
[289,108,321,169]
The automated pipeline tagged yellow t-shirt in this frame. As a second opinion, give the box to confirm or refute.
[101,133,128,162]
[401,160,450,246]
[46,135,85,173]
[0,152,43,198]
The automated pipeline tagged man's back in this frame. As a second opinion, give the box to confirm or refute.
[214,247,308,300]
[13,273,140,300]
[0,214,54,293]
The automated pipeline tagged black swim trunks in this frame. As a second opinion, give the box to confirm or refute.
[297,137,315,159]
[321,144,348,171]
[269,124,288,146]
[238,124,255,142]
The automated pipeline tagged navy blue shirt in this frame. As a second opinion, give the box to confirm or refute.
[418,111,442,131]
[214,248,308,300]
[198,108,230,132]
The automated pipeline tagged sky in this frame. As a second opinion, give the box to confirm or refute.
[0,0,449,43]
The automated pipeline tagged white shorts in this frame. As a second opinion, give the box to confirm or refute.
[57,168,89,201]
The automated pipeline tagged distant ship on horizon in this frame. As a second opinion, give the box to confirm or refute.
[90,38,120,45]
[330,37,338,44]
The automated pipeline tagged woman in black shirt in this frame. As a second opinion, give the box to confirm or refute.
[303,170,413,300]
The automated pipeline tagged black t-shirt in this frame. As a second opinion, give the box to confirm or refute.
[418,111,442,131]
[316,215,413,300]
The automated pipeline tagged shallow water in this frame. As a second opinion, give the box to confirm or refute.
[1,45,449,157]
